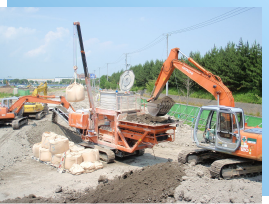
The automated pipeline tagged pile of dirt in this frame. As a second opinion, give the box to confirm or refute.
[1,194,52,203]
[25,120,83,145]
[125,114,175,125]
[0,118,82,171]
[74,161,185,203]
[0,86,14,94]
[173,164,262,203]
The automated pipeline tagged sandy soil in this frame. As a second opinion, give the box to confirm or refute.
[0,88,262,203]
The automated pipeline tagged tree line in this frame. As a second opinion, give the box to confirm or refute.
[100,38,262,97]
[0,79,87,86]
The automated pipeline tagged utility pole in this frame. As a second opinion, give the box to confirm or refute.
[125,53,130,70]
[106,63,108,81]
[165,33,170,96]
[99,67,100,87]
[94,70,96,88]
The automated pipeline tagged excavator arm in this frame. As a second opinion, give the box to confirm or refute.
[32,82,47,96]
[147,48,234,116]
[9,95,75,114]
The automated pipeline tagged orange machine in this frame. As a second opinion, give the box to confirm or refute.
[0,95,74,130]
[59,22,179,163]
[147,48,262,178]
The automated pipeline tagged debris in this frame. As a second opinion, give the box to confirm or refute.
[197,171,204,178]
[98,175,108,184]
[200,195,210,203]
[55,186,62,193]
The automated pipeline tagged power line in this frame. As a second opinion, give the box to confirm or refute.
[101,7,255,75]
[127,7,254,55]
[168,7,254,35]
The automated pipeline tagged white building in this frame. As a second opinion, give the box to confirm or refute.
[54,77,73,83]
[27,78,54,83]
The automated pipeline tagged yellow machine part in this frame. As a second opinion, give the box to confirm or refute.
[23,82,47,114]
[24,103,44,113]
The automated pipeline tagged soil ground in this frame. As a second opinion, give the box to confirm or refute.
[0,88,262,203]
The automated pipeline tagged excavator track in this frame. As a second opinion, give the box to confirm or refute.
[79,142,115,163]
[210,158,262,179]
[35,111,46,120]
[12,117,28,130]
[178,148,213,164]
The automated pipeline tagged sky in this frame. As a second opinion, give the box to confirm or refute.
[0,7,262,79]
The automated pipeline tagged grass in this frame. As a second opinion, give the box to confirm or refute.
[160,88,262,104]
[0,92,20,99]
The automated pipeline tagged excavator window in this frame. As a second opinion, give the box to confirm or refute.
[218,112,233,139]
[202,110,217,144]
[234,112,243,129]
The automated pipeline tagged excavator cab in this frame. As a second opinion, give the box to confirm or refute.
[193,105,243,153]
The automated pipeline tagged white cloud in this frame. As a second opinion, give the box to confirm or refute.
[100,41,113,49]
[24,7,39,13]
[25,44,46,57]
[85,50,92,56]
[0,26,36,39]
[25,27,69,57]
[85,38,100,46]
[45,27,69,43]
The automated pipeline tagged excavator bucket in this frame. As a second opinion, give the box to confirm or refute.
[147,96,175,116]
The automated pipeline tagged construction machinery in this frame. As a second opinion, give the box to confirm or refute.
[147,47,262,178]
[50,22,179,163]
[23,82,48,120]
[0,95,74,130]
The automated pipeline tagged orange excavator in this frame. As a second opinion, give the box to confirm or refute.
[147,48,262,178]
[0,95,74,130]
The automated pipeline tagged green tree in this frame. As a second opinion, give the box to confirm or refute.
[100,75,107,89]
[105,81,111,89]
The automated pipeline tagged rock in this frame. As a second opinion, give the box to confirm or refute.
[200,195,210,203]
[28,194,36,198]
[178,190,184,201]
[55,185,62,193]
[182,176,189,181]
[189,161,196,166]
[197,171,204,178]
[98,175,108,184]
[230,197,235,203]
[184,192,192,202]
[243,198,250,203]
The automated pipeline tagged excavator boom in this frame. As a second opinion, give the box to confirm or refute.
[147,48,235,116]
[9,95,75,114]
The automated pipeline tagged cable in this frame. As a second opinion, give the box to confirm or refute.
[102,7,255,74]
[108,54,125,64]
[128,7,254,55]
[168,7,254,35]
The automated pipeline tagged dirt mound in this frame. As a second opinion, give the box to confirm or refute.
[0,86,13,94]
[75,162,185,203]
[26,120,83,145]
[1,194,52,203]
[126,114,174,124]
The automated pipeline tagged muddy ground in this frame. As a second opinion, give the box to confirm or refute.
[0,88,262,203]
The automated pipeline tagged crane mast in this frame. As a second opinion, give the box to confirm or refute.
[73,22,96,130]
